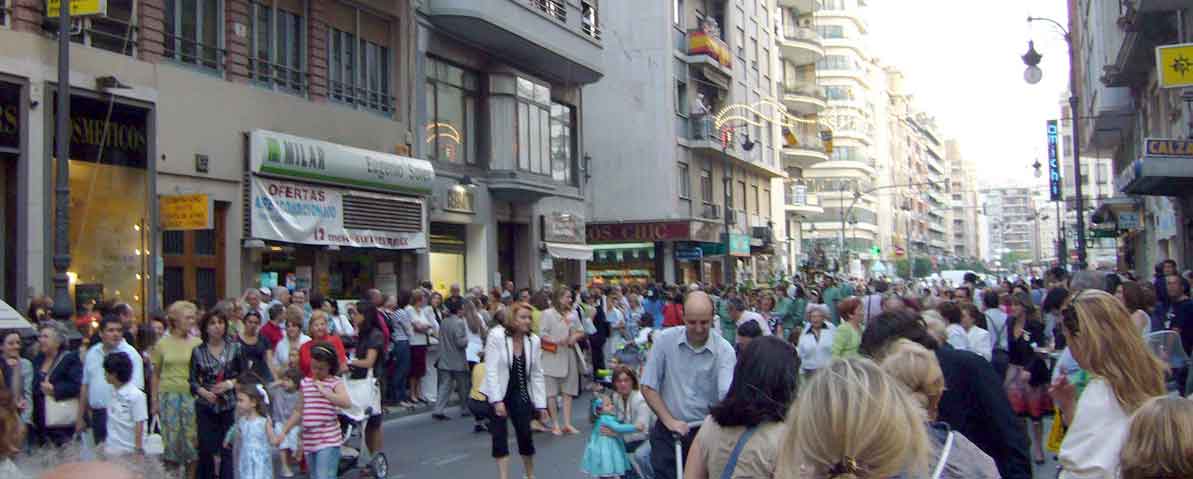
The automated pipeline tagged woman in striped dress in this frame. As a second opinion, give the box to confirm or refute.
[277,342,353,479]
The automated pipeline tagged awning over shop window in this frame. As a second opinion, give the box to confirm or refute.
[0,300,34,332]
[545,242,594,261]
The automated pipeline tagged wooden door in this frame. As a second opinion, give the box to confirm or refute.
[162,203,227,309]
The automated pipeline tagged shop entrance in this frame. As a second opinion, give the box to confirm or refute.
[1,81,20,305]
[429,223,466,296]
[498,222,527,288]
[162,203,228,309]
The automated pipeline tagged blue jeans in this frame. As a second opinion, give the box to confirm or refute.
[391,340,411,401]
[306,446,341,479]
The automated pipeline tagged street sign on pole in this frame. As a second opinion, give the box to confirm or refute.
[46,0,106,17]
[1157,43,1193,89]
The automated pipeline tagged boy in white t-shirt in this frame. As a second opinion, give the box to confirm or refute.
[102,352,147,456]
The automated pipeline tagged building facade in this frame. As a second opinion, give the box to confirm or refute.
[1,0,432,314]
[1071,0,1192,274]
[799,0,880,277]
[946,139,980,260]
[415,0,603,292]
[982,187,1041,269]
[0,0,604,316]
[583,0,786,287]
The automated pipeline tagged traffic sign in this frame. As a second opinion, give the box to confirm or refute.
[46,0,107,17]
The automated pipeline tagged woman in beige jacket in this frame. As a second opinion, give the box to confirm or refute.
[538,288,585,435]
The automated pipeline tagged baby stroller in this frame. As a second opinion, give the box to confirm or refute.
[339,371,389,478]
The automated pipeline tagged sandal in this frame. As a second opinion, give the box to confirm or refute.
[562,425,581,435]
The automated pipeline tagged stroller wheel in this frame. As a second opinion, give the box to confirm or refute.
[369,452,388,478]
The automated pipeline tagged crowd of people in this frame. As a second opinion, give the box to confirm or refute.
[0,262,1189,478]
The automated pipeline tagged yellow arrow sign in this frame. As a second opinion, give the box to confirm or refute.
[1157,43,1193,89]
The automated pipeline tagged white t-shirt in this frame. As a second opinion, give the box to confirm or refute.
[104,381,148,456]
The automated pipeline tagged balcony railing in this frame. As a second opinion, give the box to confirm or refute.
[687,29,732,68]
[782,82,826,100]
[780,25,820,44]
[785,184,822,208]
[529,0,566,22]
[785,122,825,151]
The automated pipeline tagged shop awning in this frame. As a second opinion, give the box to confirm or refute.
[1116,139,1193,196]
[545,242,594,261]
[0,300,33,332]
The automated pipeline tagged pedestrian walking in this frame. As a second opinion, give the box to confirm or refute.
[481,304,548,479]
[223,384,276,479]
[277,343,353,479]
[432,297,471,421]
[775,357,931,479]
[684,336,797,479]
[189,310,247,479]
[1050,290,1167,478]
[641,291,736,479]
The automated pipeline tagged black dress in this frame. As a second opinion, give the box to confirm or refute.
[238,335,274,383]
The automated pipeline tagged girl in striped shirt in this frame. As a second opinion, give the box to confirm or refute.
[276,342,353,479]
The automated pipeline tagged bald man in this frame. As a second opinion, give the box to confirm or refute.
[640,291,736,479]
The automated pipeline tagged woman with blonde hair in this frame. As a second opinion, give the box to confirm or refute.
[151,300,201,476]
[777,357,931,479]
[1118,396,1193,479]
[538,287,584,435]
[878,339,999,478]
[1049,289,1167,478]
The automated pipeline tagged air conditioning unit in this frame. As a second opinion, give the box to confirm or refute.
[724,208,737,224]
[702,204,721,219]
[752,226,773,240]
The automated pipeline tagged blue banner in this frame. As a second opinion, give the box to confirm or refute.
[1048,120,1062,201]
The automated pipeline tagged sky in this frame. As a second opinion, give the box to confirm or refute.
[864,0,1071,191]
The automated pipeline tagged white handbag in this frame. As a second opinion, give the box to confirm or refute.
[43,353,77,427]
[44,395,78,427]
[342,369,380,421]
[143,416,164,455]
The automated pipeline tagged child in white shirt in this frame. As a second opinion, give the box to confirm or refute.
[102,352,147,456]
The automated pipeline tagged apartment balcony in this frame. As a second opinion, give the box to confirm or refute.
[781,123,830,169]
[1103,1,1179,87]
[830,127,871,146]
[1087,87,1134,150]
[682,117,785,178]
[777,0,815,11]
[814,7,868,34]
[776,26,824,66]
[424,0,603,84]
[781,82,827,115]
[785,186,824,216]
[681,29,734,91]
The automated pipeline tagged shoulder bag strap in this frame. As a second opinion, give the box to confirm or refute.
[719,427,757,479]
[931,431,954,479]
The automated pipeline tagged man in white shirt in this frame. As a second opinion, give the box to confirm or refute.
[77,315,144,444]
[243,288,270,324]
[101,353,147,456]
[727,298,771,336]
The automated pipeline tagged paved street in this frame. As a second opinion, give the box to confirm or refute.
[375,396,591,479]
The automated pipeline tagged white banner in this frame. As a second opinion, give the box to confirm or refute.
[250,176,426,250]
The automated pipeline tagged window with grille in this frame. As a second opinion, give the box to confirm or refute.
[65,0,137,55]
[165,0,223,70]
[425,57,478,164]
[328,4,394,115]
[250,0,305,93]
[816,25,844,39]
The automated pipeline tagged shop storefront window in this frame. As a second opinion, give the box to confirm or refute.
[425,57,478,164]
[587,243,656,285]
[0,83,18,304]
[55,95,150,317]
[165,0,223,70]
[429,223,466,296]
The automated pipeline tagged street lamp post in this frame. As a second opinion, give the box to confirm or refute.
[1023,16,1087,269]
[51,2,73,321]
